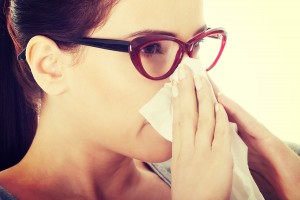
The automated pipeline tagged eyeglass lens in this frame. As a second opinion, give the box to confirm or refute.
[139,33,224,78]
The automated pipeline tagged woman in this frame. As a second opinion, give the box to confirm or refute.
[0,0,299,199]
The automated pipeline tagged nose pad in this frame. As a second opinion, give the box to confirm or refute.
[184,43,194,58]
[188,44,194,52]
[179,43,193,61]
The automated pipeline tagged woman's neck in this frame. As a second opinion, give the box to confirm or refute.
[0,105,147,199]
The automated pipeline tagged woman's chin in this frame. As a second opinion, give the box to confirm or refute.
[137,122,172,163]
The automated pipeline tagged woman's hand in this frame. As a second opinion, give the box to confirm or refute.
[171,66,233,200]
[208,76,300,200]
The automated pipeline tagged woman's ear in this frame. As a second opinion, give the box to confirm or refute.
[26,35,68,96]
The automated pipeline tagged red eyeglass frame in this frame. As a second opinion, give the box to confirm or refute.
[129,28,227,80]
[18,28,227,81]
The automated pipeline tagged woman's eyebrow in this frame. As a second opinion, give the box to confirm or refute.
[193,24,208,36]
[122,24,207,39]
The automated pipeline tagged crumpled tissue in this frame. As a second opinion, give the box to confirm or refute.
[139,57,264,200]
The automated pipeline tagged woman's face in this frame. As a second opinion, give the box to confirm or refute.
[61,0,205,162]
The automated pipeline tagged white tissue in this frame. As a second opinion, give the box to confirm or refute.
[139,57,264,200]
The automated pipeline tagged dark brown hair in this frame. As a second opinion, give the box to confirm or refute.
[0,0,118,171]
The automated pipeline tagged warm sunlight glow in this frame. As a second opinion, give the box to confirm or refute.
[205,0,300,143]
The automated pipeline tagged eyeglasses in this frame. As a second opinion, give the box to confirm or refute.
[18,27,227,80]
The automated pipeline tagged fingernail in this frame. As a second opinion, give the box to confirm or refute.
[194,76,202,91]
[172,81,179,97]
[179,66,186,80]
[215,103,220,112]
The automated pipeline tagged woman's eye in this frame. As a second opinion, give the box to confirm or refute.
[141,43,163,55]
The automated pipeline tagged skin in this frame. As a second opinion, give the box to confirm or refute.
[0,0,204,199]
[1,0,300,199]
[171,67,233,200]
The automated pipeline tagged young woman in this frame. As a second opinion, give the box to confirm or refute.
[1,0,300,199]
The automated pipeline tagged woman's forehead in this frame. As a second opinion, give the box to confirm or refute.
[93,0,205,40]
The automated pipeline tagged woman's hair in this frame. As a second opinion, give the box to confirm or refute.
[0,0,118,171]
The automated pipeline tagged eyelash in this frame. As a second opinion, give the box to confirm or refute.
[140,44,163,57]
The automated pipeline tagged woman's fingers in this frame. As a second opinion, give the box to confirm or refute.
[212,103,232,152]
[172,67,236,159]
[219,94,271,140]
[172,81,182,157]
[171,67,234,200]
[207,74,222,98]
[172,65,198,155]
[194,75,216,148]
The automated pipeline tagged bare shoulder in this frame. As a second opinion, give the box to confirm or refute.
[0,168,18,198]
[0,165,30,199]
[0,167,14,185]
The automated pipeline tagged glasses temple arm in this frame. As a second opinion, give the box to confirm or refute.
[17,38,130,61]
[72,38,130,53]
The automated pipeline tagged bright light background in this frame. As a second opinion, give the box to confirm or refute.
[204,0,300,143]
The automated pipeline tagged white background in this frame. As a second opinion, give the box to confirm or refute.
[204,0,300,143]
